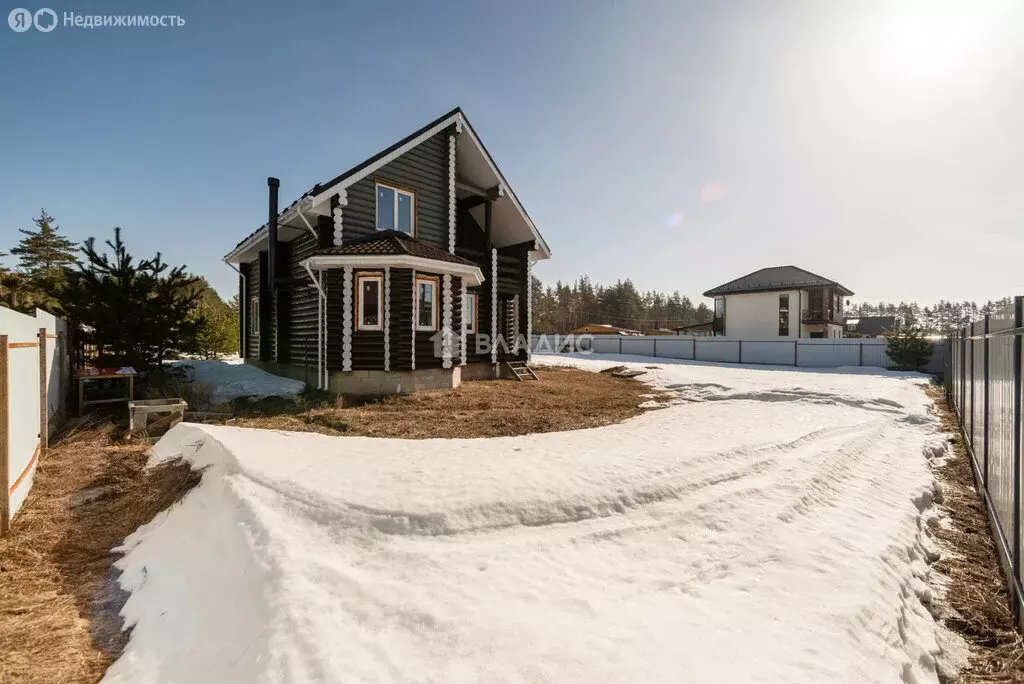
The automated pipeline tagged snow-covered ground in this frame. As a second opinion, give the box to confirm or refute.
[105,354,951,683]
[168,359,304,404]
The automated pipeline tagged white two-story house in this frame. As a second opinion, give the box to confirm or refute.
[703,266,853,339]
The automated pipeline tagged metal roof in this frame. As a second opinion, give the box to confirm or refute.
[703,266,854,297]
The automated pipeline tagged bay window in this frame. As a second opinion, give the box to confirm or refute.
[415,276,438,331]
[376,182,415,235]
[356,273,383,331]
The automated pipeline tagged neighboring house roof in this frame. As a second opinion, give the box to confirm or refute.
[316,231,477,267]
[703,266,854,297]
[845,316,898,336]
[570,324,642,335]
[225,106,550,263]
[675,321,713,331]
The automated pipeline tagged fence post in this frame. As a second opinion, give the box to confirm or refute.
[653,337,657,358]
[1012,296,1022,621]
[969,324,975,448]
[38,328,47,453]
[961,326,967,428]
[692,338,696,360]
[0,335,9,537]
[619,337,622,354]
[794,340,798,366]
[983,314,991,487]
[738,340,743,364]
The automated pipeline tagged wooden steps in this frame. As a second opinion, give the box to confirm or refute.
[505,360,539,382]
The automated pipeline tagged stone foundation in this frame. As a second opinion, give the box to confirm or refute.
[460,361,501,382]
[245,358,511,397]
[328,366,461,396]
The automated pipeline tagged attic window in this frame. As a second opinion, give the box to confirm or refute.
[376,182,415,236]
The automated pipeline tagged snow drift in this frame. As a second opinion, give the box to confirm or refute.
[104,356,950,683]
[169,359,304,404]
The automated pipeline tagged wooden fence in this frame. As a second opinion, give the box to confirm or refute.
[0,306,68,536]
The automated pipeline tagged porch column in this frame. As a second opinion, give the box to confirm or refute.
[518,256,530,361]
[383,267,391,372]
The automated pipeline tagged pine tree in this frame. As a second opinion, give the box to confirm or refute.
[10,210,78,308]
[62,227,204,368]
[190,279,240,358]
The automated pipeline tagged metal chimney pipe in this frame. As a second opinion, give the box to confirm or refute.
[267,177,280,289]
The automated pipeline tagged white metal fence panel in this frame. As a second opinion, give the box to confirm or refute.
[621,337,656,357]
[693,339,737,363]
[739,341,795,365]
[0,307,43,528]
[0,306,67,534]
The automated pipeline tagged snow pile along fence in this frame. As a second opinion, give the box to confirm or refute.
[0,305,69,536]
[946,295,1024,625]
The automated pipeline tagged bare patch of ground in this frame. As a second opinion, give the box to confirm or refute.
[926,386,1024,683]
[226,366,660,438]
[0,418,200,684]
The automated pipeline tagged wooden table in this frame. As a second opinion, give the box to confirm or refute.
[76,369,136,415]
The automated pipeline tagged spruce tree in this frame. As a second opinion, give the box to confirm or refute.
[10,210,78,308]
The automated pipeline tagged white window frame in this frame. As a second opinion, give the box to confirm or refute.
[355,273,384,331]
[375,181,416,235]
[463,292,478,334]
[249,296,259,335]
[414,275,439,332]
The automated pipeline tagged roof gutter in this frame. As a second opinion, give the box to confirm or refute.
[222,196,319,264]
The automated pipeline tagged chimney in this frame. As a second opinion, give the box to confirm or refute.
[267,177,280,289]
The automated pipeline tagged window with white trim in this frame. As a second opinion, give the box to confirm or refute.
[463,292,478,334]
[376,182,415,235]
[249,296,259,335]
[415,276,438,331]
[356,273,383,331]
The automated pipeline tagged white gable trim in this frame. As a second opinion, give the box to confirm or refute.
[308,114,461,210]
[306,112,550,259]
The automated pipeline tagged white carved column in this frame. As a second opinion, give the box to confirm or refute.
[332,190,348,246]
[460,280,467,366]
[341,267,353,371]
[383,267,391,371]
[442,274,453,369]
[448,133,457,254]
[491,247,498,364]
[411,269,417,370]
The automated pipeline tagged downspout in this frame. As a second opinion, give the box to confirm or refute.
[267,177,280,362]
[303,262,327,390]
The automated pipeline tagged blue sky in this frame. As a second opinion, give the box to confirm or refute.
[1,0,1022,305]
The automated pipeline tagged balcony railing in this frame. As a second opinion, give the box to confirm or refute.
[802,308,840,323]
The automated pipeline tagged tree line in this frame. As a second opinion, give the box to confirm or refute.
[531,276,713,333]
[846,299,1016,334]
[530,276,1015,336]
[0,210,239,368]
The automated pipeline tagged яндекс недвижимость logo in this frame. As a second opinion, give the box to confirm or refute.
[8,8,184,31]
[8,7,56,31]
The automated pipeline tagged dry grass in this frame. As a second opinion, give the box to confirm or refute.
[227,365,659,438]
[0,417,200,684]
[926,387,1024,683]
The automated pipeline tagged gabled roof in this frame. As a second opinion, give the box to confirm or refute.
[316,231,476,266]
[225,107,550,263]
[703,266,854,297]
